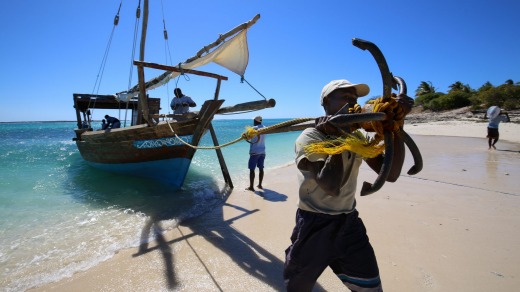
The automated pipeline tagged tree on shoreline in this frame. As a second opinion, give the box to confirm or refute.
[415,81,436,96]
[414,79,519,111]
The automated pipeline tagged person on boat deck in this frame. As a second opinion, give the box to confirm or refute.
[104,115,121,129]
[284,79,411,291]
[170,88,197,114]
[484,107,510,150]
[98,119,109,130]
[245,116,266,192]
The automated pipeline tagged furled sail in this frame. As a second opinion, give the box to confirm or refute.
[183,29,249,77]
[119,14,259,98]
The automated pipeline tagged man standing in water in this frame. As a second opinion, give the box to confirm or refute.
[246,116,266,191]
[284,79,410,291]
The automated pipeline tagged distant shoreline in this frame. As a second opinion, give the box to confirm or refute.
[0,118,299,123]
[2,107,518,124]
[0,121,77,124]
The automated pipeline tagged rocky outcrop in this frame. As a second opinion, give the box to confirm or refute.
[405,106,520,124]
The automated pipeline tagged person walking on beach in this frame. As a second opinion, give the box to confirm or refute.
[104,115,121,129]
[170,88,197,114]
[284,79,409,291]
[484,106,510,150]
[246,116,266,191]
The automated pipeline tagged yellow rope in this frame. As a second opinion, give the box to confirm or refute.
[167,117,315,150]
[304,130,385,158]
[305,95,406,158]
[364,95,405,136]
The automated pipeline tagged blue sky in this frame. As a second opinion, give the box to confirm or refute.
[1,0,519,122]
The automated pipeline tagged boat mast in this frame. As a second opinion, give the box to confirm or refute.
[136,0,151,126]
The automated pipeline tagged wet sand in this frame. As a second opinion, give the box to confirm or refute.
[32,123,520,291]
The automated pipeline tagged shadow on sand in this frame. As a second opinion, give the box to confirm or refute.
[254,188,289,202]
[68,160,329,290]
[132,186,327,291]
[496,148,520,153]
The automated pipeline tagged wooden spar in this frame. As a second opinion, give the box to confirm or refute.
[191,100,225,146]
[209,123,233,188]
[184,14,261,64]
[136,0,151,126]
[213,78,222,101]
[74,98,82,130]
[217,99,276,114]
[133,61,275,115]
[133,61,229,81]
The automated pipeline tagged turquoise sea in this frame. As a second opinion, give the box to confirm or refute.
[0,119,300,291]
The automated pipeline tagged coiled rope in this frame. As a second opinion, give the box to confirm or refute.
[304,95,406,159]
[363,94,405,137]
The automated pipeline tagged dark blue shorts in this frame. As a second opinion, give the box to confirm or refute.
[487,127,499,138]
[284,209,382,291]
[248,154,265,170]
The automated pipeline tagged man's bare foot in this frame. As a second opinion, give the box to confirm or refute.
[246,187,255,191]
[257,185,263,189]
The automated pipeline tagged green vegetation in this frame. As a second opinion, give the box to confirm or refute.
[414,79,520,111]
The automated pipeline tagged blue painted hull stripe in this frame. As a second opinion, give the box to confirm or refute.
[88,157,192,187]
[134,135,193,149]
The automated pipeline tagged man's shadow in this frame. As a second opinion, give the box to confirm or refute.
[254,188,288,202]
[70,166,327,290]
[68,165,221,289]
[496,148,520,153]
[180,198,285,289]
[133,214,179,289]
[133,186,328,291]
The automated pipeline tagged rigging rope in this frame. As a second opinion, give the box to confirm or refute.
[88,1,123,125]
[241,76,267,101]
[123,0,142,127]
[126,1,141,91]
[92,1,122,96]
[160,0,174,116]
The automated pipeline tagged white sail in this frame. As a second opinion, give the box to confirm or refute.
[120,14,259,97]
[182,29,249,76]
[146,29,249,92]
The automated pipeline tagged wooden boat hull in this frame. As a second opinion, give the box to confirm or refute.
[76,138,194,164]
[73,99,224,188]
[76,122,198,187]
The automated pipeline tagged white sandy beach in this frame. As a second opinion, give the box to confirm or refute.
[405,121,519,144]
[32,121,520,292]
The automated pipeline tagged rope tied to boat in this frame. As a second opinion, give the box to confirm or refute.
[165,95,406,157]
[167,117,314,150]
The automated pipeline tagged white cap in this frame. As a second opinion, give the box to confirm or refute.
[254,116,262,123]
[320,79,370,105]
